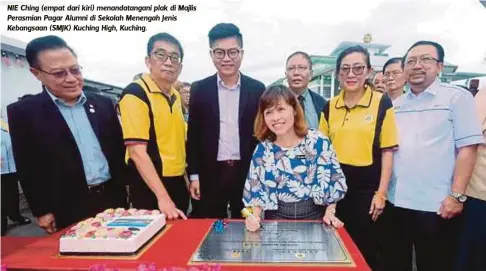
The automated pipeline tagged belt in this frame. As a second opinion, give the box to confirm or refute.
[218,160,240,167]
[87,182,108,194]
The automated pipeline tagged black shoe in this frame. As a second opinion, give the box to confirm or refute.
[10,216,31,225]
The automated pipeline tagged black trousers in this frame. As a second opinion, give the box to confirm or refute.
[55,180,128,229]
[191,161,244,219]
[337,164,386,270]
[384,205,461,271]
[130,175,189,214]
[1,173,22,236]
[456,197,486,271]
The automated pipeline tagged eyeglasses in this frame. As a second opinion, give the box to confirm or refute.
[211,48,241,60]
[151,50,181,64]
[37,66,83,79]
[404,56,439,67]
[286,65,310,73]
[339,65,366,76]
[383,70,403,78]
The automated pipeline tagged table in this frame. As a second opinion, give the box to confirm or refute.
[1,219,370,271]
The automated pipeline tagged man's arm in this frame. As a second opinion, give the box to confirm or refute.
[452,145,478,194]
[127,144,172,200]
[451,89,484,194]
[105,97,128,185]
[186,81,201,178]
[439,89,484,218]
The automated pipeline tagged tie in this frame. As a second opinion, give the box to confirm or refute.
[298,95,305,112]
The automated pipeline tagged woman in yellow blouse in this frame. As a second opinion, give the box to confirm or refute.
[319,45,398,269]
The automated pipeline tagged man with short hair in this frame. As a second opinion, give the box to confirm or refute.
[119,33,188,220]
[7,35,127,233]
[387,40,484,271]
[285,51,325,129]
[180,82,191,121]
[383,57,406,102]
[373,72,386,93]
[187,23,265,218]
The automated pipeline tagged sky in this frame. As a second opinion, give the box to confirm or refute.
[1,0,486,87]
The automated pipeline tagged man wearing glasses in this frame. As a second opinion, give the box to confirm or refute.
[7,35,128,233]
[285,51,325,129]
[118,33,188,220]
[382,57,406,102]
[386,41,484,271]
[187,23,265,218]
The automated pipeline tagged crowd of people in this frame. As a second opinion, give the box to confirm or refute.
[1,22,485,271]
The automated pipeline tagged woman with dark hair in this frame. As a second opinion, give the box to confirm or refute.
[319,45,398,269]
[243,85,347,232]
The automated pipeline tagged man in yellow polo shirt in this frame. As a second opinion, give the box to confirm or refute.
[119,33,188,220]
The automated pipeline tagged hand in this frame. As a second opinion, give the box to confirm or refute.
[323,205,344,228]
[369,194,386,221]
[157,198,187,220]
[438,196,463,219]
[37,213,57,233]
[245,215,261,232]
[189,180,200,200]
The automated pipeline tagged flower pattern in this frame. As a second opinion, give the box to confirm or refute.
[243,129,347,210]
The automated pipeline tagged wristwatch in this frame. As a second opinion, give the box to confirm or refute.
[450,192,468,203]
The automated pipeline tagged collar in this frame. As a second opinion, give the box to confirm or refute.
[45,86,86,106]
[298,88,310,100]
[335,86,373,109]
[141,73,176,96]
[407,78,440,98]
[217,72,241,90]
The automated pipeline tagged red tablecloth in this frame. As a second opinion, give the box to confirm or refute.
[1,219,370,271]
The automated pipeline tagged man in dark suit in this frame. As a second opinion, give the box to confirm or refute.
[187,23,265,219]
[285,51,325,128]
[7,35,127,233]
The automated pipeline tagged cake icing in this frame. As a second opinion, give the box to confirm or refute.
[60,208,165,255]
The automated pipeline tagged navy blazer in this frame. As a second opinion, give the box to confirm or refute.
[308,89,326,122]
[186,74,265,184]
[7,90,127,228]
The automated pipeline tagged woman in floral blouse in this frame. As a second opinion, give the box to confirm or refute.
[243,85,347,232]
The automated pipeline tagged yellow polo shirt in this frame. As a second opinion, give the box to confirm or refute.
[119,73,186,177]
[319,87,398,166]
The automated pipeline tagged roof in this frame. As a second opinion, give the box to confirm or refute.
[1,35,27,56]
[1,35,123,92]
[330,41,391,56]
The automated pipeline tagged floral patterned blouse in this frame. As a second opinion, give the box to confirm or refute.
[242,129,347,210]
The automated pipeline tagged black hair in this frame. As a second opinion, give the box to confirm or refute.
[208,23,243,48]
[335,45,373,89]
[25,35,76,69]
[147,32,184,62]
[404,40,445,63]
[286,51,313,71]
[382,57,403,73]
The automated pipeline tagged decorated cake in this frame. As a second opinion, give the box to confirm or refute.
[59,208,165,255]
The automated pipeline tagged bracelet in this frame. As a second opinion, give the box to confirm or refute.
[374,191,387,201]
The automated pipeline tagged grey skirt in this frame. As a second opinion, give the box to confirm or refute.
[265,199,325,220]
